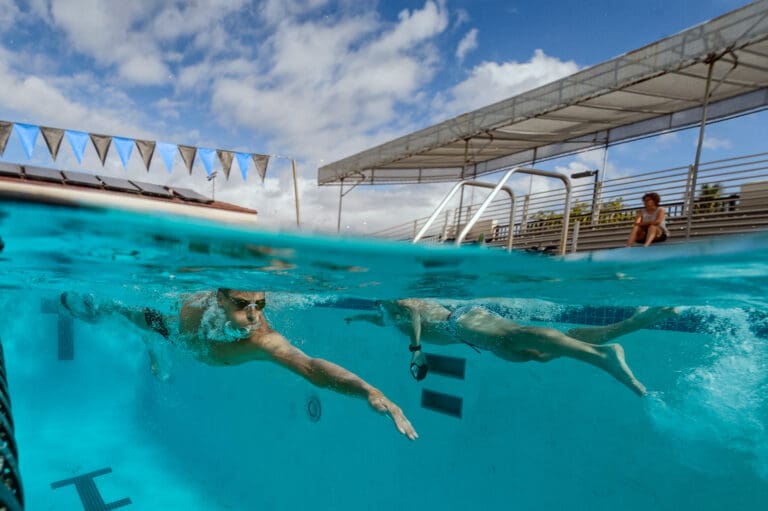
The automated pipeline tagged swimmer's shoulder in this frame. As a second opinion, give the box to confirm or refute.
[179,291,216,332]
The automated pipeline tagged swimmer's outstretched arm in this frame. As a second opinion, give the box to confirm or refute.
[257,332,418,440]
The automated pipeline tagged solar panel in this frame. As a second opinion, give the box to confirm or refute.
[24,166,64,182]
[98,176,141,193]
[169,187,212,203]
[130,180,173,198]
[0,162,22,176]
[62,171,103,188]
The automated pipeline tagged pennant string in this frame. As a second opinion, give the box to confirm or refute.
[0,119,274,183]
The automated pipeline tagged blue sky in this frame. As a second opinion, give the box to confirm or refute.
[0,0,760,231]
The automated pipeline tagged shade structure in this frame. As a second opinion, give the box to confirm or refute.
[318,1,768,185]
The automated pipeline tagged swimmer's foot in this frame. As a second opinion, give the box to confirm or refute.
[599,344,646,397]
[628,306,679,327]
[148,350,171,382]
[60,292,99,323]
[567,306,680,344]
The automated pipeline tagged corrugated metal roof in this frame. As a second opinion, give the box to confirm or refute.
[318,0,768,185]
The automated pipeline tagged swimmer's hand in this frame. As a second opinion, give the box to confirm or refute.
[367,391,418,441]
[410,351,428,381]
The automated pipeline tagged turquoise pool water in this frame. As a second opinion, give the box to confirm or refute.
[0,201,767,510]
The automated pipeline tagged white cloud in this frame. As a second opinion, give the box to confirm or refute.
[209,0,449,165]
[0,0,21,29]
[0,58,146,137]
[702,136,732,150]
[118,54,170,86]
[657,131,679,145]
[453,8,470,29]
[44,0,250,86]
[260,0,333,25]
[455,28,477,62]
[437,49,579,118]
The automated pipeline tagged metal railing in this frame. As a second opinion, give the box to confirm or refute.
[412,167,572,254]
[375,151,768,253]
[412,175,516,250]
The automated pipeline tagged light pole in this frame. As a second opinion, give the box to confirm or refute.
[571,169,599,225]
[207,170,218,201]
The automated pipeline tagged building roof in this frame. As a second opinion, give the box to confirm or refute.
[0,161,258,226]
[318,0,768,185]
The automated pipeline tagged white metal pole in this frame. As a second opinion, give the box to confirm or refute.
[292,159,301,228]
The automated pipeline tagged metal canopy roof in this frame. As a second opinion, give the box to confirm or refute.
[318,0,768,186]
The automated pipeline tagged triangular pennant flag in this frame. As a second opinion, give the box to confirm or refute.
[135,140,156,172]
[252,154,270,182]
[65,130,89,164]
[14,123,40,159]
[217,150,234,179]
[198,148,215,176]
[157,142,177,173]
[235,152,251,181]
[112,137,134,169]
[89,133,112,165]
[41,127,65,160]
[178,145,197,175]
[0,121,12,156]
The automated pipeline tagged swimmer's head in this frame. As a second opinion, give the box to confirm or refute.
[217,289,266,330]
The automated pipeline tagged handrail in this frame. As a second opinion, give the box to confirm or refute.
[455,175,515,250]
[413,166,572,255]
[412,176,516,249]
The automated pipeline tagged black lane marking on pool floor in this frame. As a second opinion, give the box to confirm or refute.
[41,298,74,361]
[51,467,131,510]
[420,352,466,418]
[424,353,466,379]
[421,389,463,418]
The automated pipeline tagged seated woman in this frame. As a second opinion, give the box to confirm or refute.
[626,192,669,247]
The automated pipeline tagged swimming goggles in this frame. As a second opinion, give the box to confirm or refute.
[221,291,266,311]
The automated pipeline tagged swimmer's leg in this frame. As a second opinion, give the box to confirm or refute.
[502,330,645,396]
[143,335,172,382]
[60,292,170,335]
[455,308,646,396]
[565,306,679,344]
[60,292,100,323]
[487,329,645,396]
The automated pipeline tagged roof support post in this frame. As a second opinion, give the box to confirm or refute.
[337,178,344,233]
[454,139,470,236]
[292,159,301,228]
[686,58,716,239]
[336,174,366,233]
[591,143,609,226]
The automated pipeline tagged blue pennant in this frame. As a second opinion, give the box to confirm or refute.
[112,137,134,169]
[66,130,89,164]
[157,142,177,173]
[235,152,251,181]
[198,148,215,176]
[14,123,40,159]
